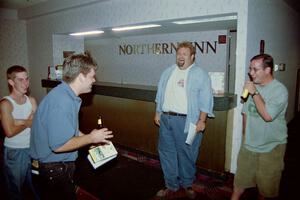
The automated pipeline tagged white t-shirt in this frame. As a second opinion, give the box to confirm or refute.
[3,95,32,148]
[163,66,191,114]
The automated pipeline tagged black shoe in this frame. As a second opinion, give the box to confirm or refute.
[185,187,197,199]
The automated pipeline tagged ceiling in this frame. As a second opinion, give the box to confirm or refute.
[0,0,300,12]
[83,19,237,41]
[0,0,48,9]
[0,0,237,40]
[0,0,297,40]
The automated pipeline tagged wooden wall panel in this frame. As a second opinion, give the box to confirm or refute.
[79,94,227,172]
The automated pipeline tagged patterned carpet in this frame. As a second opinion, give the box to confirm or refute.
[102,145,234,200]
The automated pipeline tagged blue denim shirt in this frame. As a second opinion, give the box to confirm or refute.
[155,64,214,133]
[30,82,82,163]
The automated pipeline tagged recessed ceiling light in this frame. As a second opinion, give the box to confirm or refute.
[112,24,161,32]
[172,16,237,25]
[69,30,104,36]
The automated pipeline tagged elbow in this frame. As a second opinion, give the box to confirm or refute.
[54,145,66,153]
[263,116,273,122]
[259,112,273,122]
[5,133,14,138]
[53,148,62,153]
[4,130,15,138]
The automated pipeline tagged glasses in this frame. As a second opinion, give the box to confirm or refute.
[249,67,263,73]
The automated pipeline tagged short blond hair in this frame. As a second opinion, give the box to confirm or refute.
[63,51,97,83]
[177,41,196,56]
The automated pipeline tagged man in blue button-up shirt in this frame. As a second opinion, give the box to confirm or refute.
[154,41,214,199]
[30,52,113,200]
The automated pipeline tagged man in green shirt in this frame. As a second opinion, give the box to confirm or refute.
[231,54,288,200]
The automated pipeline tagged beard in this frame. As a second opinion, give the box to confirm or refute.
[177,60,185,67]
[252,77,260,84]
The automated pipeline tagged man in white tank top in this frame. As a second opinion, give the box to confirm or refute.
[0,65,37,199]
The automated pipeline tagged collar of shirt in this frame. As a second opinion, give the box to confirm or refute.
[61,81,82,104]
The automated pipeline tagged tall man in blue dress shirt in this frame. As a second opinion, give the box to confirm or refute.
[30,52,113,200]
[154,41,214,199]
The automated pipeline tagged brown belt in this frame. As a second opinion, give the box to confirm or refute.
[163,111,187,117]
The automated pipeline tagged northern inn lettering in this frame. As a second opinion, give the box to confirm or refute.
[119,41,218,55]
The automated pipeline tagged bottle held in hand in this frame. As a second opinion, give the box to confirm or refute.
[90,116,104,149]
[241,89,249,102]
[97,116,103,129]
[88,115,117,168]
[97,115,106,145]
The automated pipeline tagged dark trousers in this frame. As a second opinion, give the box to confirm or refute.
[32,161,76,200]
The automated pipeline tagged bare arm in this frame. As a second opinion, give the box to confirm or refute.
[54,128,113,153]
[21,96,38,127]
[252,94,272,121]
[29,96,37,113]
[242,113,246,135]
[0,99,28,137]
[245,81,272,121]
[14,96,37,128]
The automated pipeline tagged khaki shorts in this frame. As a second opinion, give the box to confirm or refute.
[234,144,286,197]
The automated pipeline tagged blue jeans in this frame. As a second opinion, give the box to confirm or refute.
[158,114,202,190]
[3,147,38,200]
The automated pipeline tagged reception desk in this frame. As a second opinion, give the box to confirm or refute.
[42,79,237,172]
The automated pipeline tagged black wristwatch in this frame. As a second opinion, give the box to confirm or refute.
[251,90,259,97]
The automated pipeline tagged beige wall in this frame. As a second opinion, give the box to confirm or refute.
[0,18,28,98]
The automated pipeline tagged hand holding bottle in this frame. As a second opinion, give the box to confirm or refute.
[90,115,113,145]
[90,128,113,144]
[241,81,257,101]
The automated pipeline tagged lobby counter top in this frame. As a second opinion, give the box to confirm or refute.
[42,79,237,111]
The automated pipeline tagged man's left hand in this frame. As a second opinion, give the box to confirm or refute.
[196,120,206,132]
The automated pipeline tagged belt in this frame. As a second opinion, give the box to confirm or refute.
[163,111,187,117]
[32,160,75,169]
[31,159,75,175]
[32,160,75,167]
